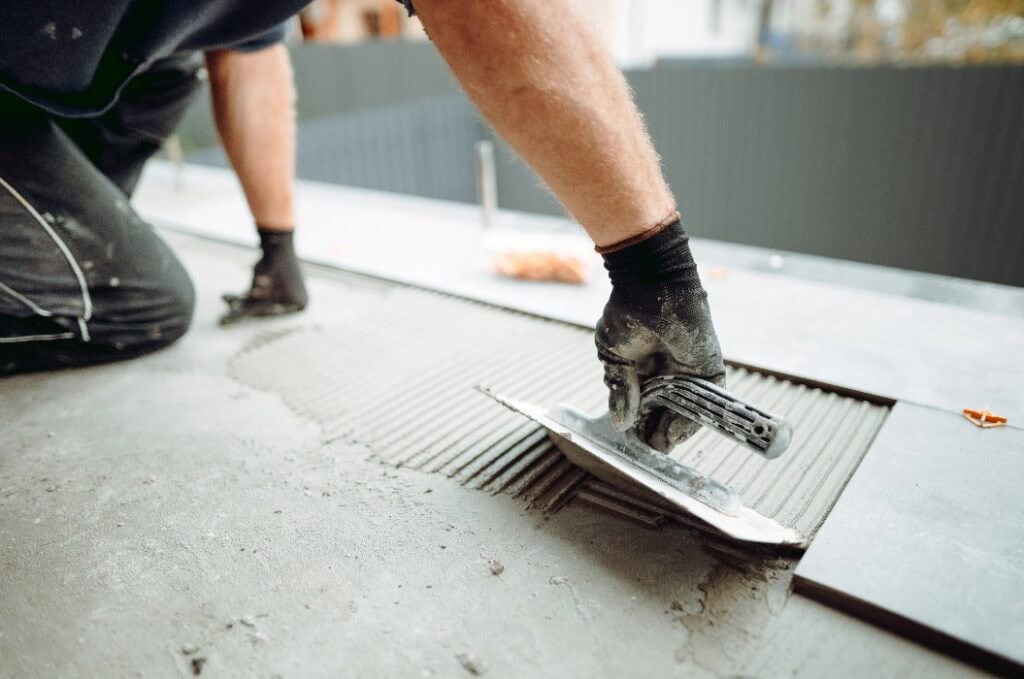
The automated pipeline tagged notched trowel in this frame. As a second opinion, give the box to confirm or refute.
[480,376,805,548]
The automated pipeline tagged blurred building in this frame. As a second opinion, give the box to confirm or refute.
[299,0,427,42]
[770,0,1024,63]
[295,0,765,65]
[295,0,1023,64]
[567,0,763,66]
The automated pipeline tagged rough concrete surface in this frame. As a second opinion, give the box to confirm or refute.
[0,233,983,678]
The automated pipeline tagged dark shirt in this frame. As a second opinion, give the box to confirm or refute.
[0,1,308,117]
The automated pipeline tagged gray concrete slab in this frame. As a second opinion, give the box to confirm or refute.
[690,239,1024,320]
[794,402,1024,674]
[0,233,982,678]
[135,162,1024,425]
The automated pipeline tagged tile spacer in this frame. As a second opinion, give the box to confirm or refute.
[962,407,1007,429]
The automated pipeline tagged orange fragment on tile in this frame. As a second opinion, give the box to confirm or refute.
[708,267,730,280]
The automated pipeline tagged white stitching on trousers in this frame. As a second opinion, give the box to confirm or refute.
[0,175,93,341]
[0,332,74,343]
[0,279,54,317]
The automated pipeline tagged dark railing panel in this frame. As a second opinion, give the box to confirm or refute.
[189,95,483,202]
[627,63,1024,286]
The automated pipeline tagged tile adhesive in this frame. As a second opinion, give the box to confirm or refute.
[229,276,889,547]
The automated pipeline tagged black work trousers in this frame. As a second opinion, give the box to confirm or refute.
[0,56,202,375]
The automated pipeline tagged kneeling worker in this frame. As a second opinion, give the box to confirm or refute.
[0,0,724,450]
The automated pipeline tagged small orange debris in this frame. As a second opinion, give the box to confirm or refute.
[708,266,730,280]
[962,407,1007,429]
[493,251,589,284]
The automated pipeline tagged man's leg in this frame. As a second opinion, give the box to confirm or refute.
[0,95,194,375]
[55,55,205,197]
[410,0,676,248]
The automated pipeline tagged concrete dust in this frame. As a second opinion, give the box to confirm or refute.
[456,652,488,675]
[548,575,593,621]
[673,555,794,677]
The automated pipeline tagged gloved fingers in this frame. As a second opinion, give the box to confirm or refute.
[641,407,701,453]
[662,306,728,387]
[219,297,305,326]
[601,360,641,432]
[219,308,247,326]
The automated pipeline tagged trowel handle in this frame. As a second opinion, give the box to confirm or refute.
[640,376,792,460]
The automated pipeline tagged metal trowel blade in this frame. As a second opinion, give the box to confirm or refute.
[480,388,805,548]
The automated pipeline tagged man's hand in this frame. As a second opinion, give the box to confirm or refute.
[595,219,725,452]
[221,228,308,325]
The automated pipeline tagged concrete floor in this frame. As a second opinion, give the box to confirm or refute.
[0,233,984,678]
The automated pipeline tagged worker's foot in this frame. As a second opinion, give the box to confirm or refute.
[220,227,308,326]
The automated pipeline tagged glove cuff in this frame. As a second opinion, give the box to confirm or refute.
[595,210,680,255]
[601,218,702,289]
[257,226,296,253]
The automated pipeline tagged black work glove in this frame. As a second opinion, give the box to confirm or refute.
[220,227,309,325]
[595,219,726,452]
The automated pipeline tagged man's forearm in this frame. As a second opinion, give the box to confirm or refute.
[206,44,297,231]
[412,0,723,448]
[413,0,675,248]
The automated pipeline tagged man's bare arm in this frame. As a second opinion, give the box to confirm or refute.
[206,44,307,323]
[206,44,297,231]
[412,0,675,248]
[413,0,724,449]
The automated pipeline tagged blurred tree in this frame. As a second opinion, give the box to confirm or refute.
[775,0,1024,62]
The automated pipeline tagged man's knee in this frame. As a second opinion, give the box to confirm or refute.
[141,272,195,348]
[34,252,197,370]
[0,272,193,374]
[92,258,196,354]
[159,268,196,345]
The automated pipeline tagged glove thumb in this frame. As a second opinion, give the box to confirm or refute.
[603,362,641,432]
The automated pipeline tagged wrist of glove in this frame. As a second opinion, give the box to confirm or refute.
[595,219,726,452]
[220,227,309,326]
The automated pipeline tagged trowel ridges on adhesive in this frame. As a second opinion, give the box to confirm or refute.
[230,281,889,542]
